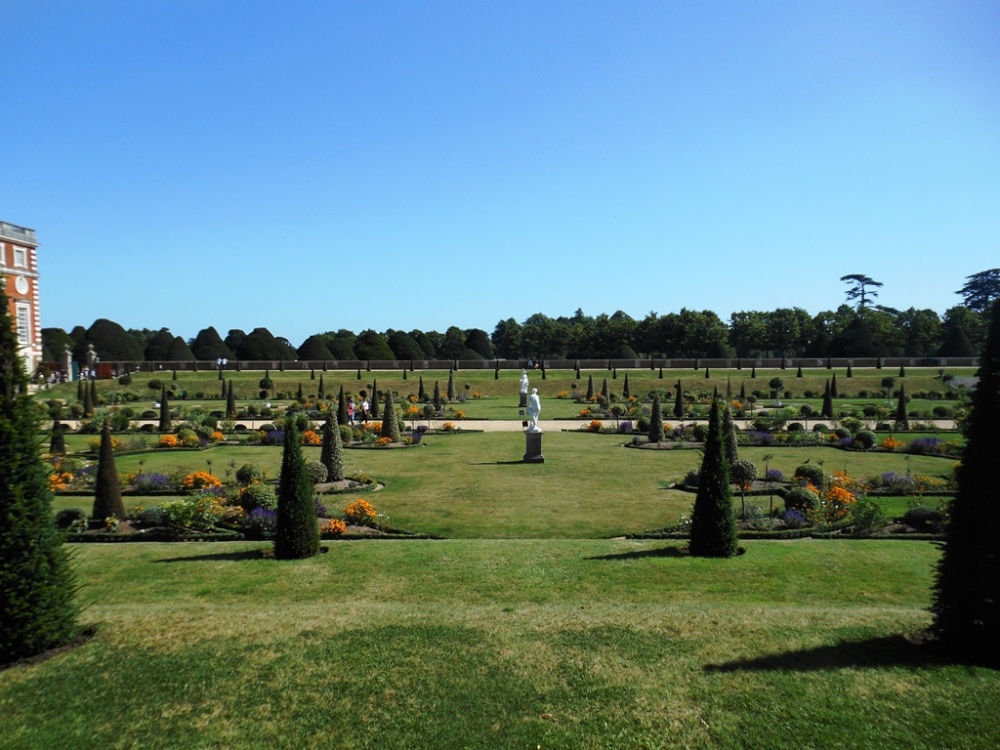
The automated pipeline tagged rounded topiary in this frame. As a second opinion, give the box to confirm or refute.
[902,505,944,531]
[236,463,265,486]
[730,460,758,488]
[853,430,876,450]
[691,424,708,442]
[54,507,87,530]
[306,461,328,484]
[784,486,820,513]
[834,427,853,440]
[339,424,353,444]
[794,463,825,487]
[240,483,278,512]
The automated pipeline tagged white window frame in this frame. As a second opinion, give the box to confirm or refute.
[15,302,31,345]
[0,243,6,266]
[13,247,27,268]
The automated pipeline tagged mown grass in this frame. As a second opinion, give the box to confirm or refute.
[3,540,998,749]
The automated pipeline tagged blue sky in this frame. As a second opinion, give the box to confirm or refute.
[2,0,997,347]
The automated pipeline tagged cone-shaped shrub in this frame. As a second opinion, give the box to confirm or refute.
[82,379,93,417]
[601,378,609,399]
[846,364,853,377]
[447,371,455,401]
[586,374,595,400]
[76,378,84,401]
[296,382,304,401]
[821,379,834,419]
[158,385,171,432]
[320,413,345,482]
[673,380,684,419]
[899,364,906,377]
[648,395,664,443]
[318,374,325,399]
[689,399,740,558]
[274,415,320,560]
[895,382,909,429]
[226,380,236,418]
[369,378,380,419]
[623,373,631,399]
[92,418,125,522]
[337,385,348,426]
[0,285,79,664]
[722,403,739,465]
[50,419,66,455]
[418,376,427,402]
[751,366,756,378]
[380,390,400,442]
[831,373,839,398]
[932,300,1000,663]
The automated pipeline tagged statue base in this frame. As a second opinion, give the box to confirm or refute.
[519,393,527,407]
[523,430,544,463]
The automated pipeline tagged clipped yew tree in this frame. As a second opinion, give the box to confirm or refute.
[931,300,1000,662]
[689,399,740,558]
[648,394,664,443]
[0,282,79,664]
[380,390,400,442]
[722,403,739,465]
[92,418,126,523]
[274,415,320,559]
[320,413,345,482]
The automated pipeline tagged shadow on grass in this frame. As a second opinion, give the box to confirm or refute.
[586,546,688,561]
[469,460,535,466]
[155,549,269,563]
[704,634,999,673]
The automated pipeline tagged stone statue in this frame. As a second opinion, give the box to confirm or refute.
[519,369,529,395]
[526,387,541,432]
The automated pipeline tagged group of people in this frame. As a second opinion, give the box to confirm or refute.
[346,395,370,425]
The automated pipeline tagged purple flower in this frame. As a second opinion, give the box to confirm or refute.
[765,468,784,482]
[133,472,171,492]
[909,437,944,455]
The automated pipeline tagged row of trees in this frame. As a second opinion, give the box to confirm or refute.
[43,271,999,366]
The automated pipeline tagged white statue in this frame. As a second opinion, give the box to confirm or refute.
[526,387,541,432]
[519,369,529,395]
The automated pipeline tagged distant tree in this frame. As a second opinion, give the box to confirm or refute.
[320,413,345,482]
[648,395,664,443]
[433,380,442,410]
[190,327,235,361]
[143,328,175,361]
[932,301,1000,663]
[387,331,425,361]
[895,382,909,429]
[353,330,395,361]
[49,419,66,455]
[491,318,523,359]
[317,374,325,399]
[464,329,494,359]
[82,378,94,417]
[601,378,609,400]
[298,334,335,361]
[409,330,438,358]
[92,418,125,523]
[380,390,400,442]
[41,327,75,363]
[831,373,839,398]
[418,376,427,402]
[237,328,297,360]
[327,336,357,360]
[956,269,1000,316]
[689,399,740,558]
[768,377,784,399]
[74,318,144,363]
[937,321,977,357]
[224,329,247,355]
[609,343,638,359]
[841,274,883,309]
[165,336,195,361]
[828,314,884,357]
[457,348,485,362]
[226,380,236,418]
[273,415,320,560]
[0,282,79,664]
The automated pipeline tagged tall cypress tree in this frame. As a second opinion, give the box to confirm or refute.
[0,282,79,664]
[337,385,348,426]
[433,380,442,410]
[722,403,739,465]
[369,378,380,419]
[418,375,427,402]
[320,413,345,482]
[92,418,125,522]
[673,380,684,419]
[274,416,320,560]
[831,372,839,398]
[601,378,609,400]
[689,399,740,558]
[932,300,1000,663]
[821,379,834,419]
[586,374,595,400]
[447,370,455,401]
[82,377,93,417]
[648,395,664,444]
[318,374,325,399]
[623,372,631,399]
[380,390,400,442]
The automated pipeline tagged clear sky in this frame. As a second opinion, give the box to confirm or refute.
[2,0,997,347]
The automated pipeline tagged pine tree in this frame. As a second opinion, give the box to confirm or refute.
[158,385,171,432]
[0,281,79,664]
[821,379,834,419]
[648,395,664,444]
[673,380,684,419]
[931,300,1000,663]
[274,415,320,560]
[380,390,400,442]
[895,382,909,429]
[447,370,455,401]
[226,380,236,418]
[369,378,380,418]
[320,413,345,482]
[722,403,739,465]
[92,418,125,523]
[337,385,348,426]
[688,399,740,558]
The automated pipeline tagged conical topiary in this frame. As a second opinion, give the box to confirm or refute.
[337,385,348,426]
[273,415,320,560]
[688,399,740,558]
[722,403,739,465]
[320,413,345,482]
[159,385,171,432]
[895,382,909,429]
[648,395,664,444]
[673,380,684,419]
[92,418,125,523]
[380,390,400,442]
[821,379,833,419]
[369,379,380,419]
[226,380,236,418]
[447,371,455,401]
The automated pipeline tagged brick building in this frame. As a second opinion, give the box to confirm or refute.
[0,221,42,374]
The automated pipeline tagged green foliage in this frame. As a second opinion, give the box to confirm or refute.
[0,282,79,664]
[850,497,886,536]
[380,390,401,442]
[794,462,825,487]
[722,403,739,464]
[730,460,758,488]
[369,378,380,419]
[853,430,876,450]
[306,461,328,484]
[689,399,739,558]
[92,419,125,522]
[647,395,664,443]
[160,493,228,532]
[235,463,265,486]
[239,483,278,512]
[273,420,320,559]
[784,486,820,513]
[321,414,346,482]
[190,326,235,361]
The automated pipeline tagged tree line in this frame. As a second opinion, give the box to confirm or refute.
[41,270,999,365]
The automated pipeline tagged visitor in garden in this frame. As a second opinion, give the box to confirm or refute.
[348,396,356,425]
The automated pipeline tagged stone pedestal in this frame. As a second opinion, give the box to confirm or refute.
[519,392,528,408]
[523,430,544,463]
